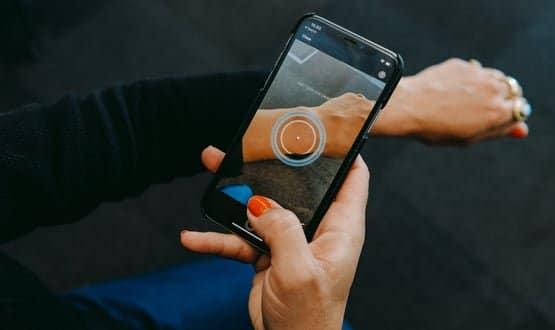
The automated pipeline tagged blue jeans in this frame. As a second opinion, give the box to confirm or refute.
[64,258,353,330]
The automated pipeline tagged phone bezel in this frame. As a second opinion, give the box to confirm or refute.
[201,13,404,252]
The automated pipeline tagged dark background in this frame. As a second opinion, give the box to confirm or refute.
[1,1,554,329]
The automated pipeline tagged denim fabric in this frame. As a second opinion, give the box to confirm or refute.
[65,258,353,330]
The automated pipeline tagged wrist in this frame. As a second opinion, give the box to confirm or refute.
[307,106,334,156]
[371,76,421,137]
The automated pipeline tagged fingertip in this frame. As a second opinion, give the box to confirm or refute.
[179,230,194,248]
[246,206,310,262]
[352,155,370,185]
[509,122,529,138]
[334,155,370,207]
[200,147,212,169]
[180,230,209,250]
[354,154,369,174]
[179,231,260,263]
[180,230,200,245]
[200,145,213,160]
[201,145,225,173]
[247,195,280,218]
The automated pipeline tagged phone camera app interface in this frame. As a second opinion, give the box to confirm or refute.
[271,110,326,167]
[217,20,389,227]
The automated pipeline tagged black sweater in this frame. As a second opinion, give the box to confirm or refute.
[0,72,265,329]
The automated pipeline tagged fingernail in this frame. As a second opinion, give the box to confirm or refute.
[510,126,527,138]
[180,230,188,237]
[247,196,272,217]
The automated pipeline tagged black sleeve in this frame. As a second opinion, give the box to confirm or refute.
[0,71,266,243]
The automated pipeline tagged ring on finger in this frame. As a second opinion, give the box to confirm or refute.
[512,98,532,121]
[502,76,523,98]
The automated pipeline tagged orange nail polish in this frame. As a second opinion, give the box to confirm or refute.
[510,127,527,138]
[248,196,272,217]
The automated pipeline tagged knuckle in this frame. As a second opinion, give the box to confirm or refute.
[486,78,502,93]
[233,241,253,261]
[361,97,372,108]
[487,68,505,79]
[475,76,498,93]
[491,80,507,94]
[261,209,300,234]
[220,236,233,256]
[486,101,509,124]
[262,208,288,222]
[446,58,466,67]
[281,209,300,225]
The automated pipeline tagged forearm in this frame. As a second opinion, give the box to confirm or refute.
[242,107,312,162]
[0,71,265,242]
[231,75,419,164]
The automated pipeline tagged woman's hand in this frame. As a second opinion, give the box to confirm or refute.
[313,93,375,157]
[374,58,530,144]
[184,146,369,330]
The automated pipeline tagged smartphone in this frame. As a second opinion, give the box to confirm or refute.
[202,14,403,252]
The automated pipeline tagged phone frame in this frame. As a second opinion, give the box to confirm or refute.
[202,13,404,252]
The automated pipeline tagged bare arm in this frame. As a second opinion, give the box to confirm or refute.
[242,93,375,162]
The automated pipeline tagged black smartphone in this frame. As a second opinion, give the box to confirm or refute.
[202,14,403,252]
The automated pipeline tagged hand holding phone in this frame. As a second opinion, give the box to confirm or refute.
[183,146,370,330]
[202,14,402,251]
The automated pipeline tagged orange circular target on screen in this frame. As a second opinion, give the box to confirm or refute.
[271,110,326,167]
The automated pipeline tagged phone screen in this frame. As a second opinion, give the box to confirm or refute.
[206,17,398,238]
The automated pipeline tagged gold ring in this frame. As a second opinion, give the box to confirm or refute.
[512,98,532,121]
[469,59,482,67]
[504,76,523,98]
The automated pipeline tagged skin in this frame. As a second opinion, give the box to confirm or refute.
[182,58,531,329]
[279,120,319,155]
[314,93,374,157]
[373,58,529,144]
[243,58,530,162]
[243,107,305,162]
[185,146,369,330]
[243,93,374,162]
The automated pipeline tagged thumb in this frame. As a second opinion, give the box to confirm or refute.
[508,121,529,139]
[246,196,312,267]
